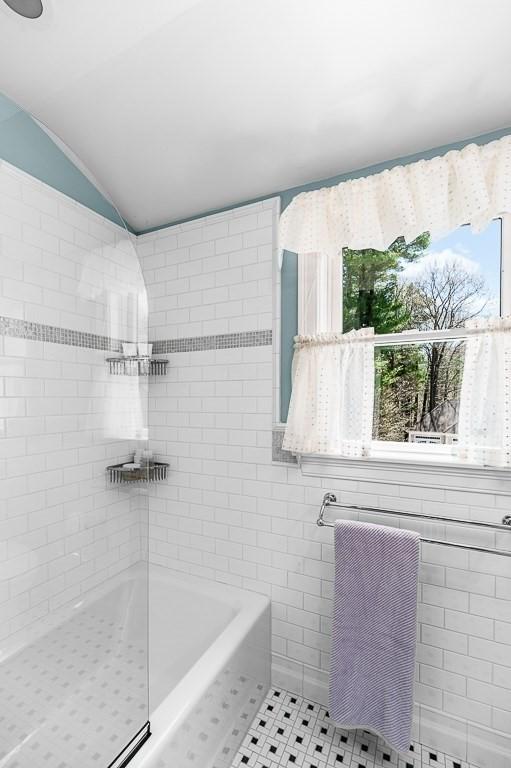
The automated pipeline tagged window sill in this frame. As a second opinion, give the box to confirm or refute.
[298,450,511,493]
[272,424,511,491]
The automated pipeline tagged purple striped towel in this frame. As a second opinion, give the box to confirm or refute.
[329,520,420,753]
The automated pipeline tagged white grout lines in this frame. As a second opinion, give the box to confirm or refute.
[231,689,476,768]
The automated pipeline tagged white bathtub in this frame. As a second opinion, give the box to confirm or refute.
[132,564,271,768]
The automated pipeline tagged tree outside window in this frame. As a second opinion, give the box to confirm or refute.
[342,221,501,443]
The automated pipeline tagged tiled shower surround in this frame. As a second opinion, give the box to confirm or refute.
[0,160,147,654]
[138,198,511,768]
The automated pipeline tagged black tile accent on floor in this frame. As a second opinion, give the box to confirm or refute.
[230,688,479,768]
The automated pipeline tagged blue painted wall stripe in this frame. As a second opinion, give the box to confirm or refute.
[0,93,127,230]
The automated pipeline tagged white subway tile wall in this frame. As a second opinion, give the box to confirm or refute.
[0,160,146,340]
[0,160,147,652]
[138,198,511,768]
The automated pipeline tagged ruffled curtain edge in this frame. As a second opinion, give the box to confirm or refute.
[279,134,511,258]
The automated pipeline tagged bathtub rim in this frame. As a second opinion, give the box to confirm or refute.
[130,563,270,767]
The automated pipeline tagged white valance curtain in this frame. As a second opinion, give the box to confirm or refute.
[456,317,511,468]
[281,134,511,465]
[282,329,374,457]
[280,136,511,256]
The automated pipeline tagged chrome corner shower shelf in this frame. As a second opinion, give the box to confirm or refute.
[107,356,168,376]
[317,492,511,557]
[107,462,169,484]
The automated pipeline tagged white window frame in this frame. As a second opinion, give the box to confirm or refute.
[296,215,511,466]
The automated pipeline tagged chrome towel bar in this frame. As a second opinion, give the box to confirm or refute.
[317,492,511,558]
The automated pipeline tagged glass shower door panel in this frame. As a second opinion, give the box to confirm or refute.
[0,93,149,767]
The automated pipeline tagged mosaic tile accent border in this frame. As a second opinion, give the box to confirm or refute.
[0,317,273,354]
[272,426,297,464]
[152,329,272,354]
[0,316,124,352]
[232,688,479,768]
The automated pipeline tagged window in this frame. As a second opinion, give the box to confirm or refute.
[296,215,511,459]
[343,221,503,335]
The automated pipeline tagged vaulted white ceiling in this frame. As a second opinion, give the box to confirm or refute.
[1,0,510,232]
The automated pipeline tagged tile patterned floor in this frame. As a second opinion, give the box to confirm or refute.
[231,689,478,768]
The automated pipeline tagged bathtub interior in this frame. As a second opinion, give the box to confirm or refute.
[0,562,270,768]
[132,566,271,768]
[0,567,149,768]
[148,567,237,711]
